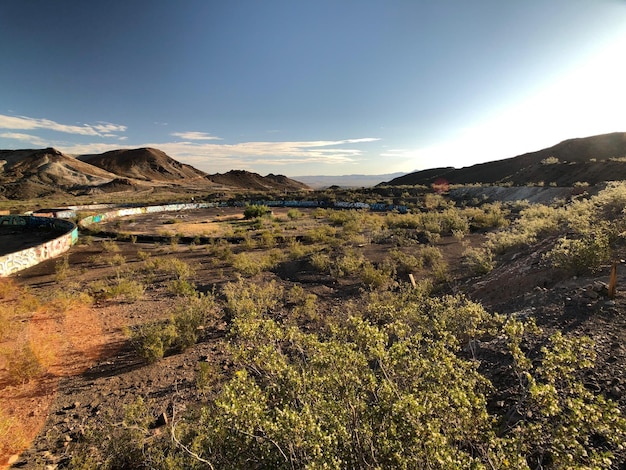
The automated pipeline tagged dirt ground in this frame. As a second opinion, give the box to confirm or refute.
[2,210,626,468]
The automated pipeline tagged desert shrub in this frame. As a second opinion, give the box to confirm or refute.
[168,278,197,297]
[206,241,234,263]
[541,156,560,164]
[287,239,311,260]
[499,319,626,469]
[262,248,285,270]
[244,204,271,219]
[196,361,221,396]
[333,250,366,277]
[0,409,28,461]
[171,296,210,350]
[591,181,626,234]
[286,289,320,325]
[129,293,217,362]
[137,249,151,261]
[486,203,564,254]
[223,278,283,320]
[128,321,177,363]
[303,225,337,243]
[90,277,145,302]
[232,252,262,276]
[167,257,196,280]
[287,208,303,219]
[54,254,70,281]
[106,253,126,266]
[101,239,120,253]
[418,245,444,268]
[463,202,510,230]
[310,252,331,273]
[181,300,497,469]
[46,288,93,315]
[462,247,495,275]
[240,232,256,249]
[385,212,422,229]
[359,261,395,289]
[68,397,185,469]
[5,343,43,384]
[387,248,423,273]
[431,260,450,283]
[545,232,610,275]
[259,230,276,248]
[0,278,15,300]
[70,284,626,469]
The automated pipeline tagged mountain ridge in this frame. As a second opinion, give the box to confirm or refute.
[383,132,626,187]
[0,147,309,200]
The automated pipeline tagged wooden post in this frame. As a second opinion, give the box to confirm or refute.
[608,261,617,299]
[408,273,416,288]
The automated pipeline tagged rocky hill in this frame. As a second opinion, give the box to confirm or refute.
[0,147,310,200]
[78,148,208,182]
[0,148,121,199]
[383,132,626,187]
[207,170,310,191]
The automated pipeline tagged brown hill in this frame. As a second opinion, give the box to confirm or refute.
[384,132,626,187]
[0,148,120,199]
[0,147,310,200]
[78,148,208,182]
[207,170,310,191]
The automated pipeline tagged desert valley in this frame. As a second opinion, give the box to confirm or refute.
[2,132,626,469]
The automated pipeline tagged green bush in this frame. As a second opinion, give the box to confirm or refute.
[545,232,611,275]
[287,208,303,219]
[244,204,271,219]
[462,246,495,275]
[128,322,177,363]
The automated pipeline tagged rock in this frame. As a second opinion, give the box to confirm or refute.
[609,386,622,399]
[155,412,169,427]
[7,454,20,465]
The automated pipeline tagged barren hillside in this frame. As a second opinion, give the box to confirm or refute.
[384,132,626,187]
[0,148,119,199]
[207,169,310,191]
[78,148,209,182]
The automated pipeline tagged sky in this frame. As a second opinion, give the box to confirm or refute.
[1,0,625,177]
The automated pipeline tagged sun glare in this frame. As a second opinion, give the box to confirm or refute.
[414,31,626,170]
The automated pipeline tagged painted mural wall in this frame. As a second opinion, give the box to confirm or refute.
[79,200,408,230]
[0,216,78,277]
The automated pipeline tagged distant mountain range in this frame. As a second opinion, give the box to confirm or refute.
[383,132,626,187]
[0,147,309,200]
[2,133,626,201]
[293,173,408,189]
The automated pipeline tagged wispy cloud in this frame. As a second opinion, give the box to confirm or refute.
[0,132,49,147]
[171,131,222,141]
[0,113,380,172]
[57,137,380,171]
[0,114,126,137]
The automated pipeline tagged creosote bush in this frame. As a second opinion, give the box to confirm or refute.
[545,232,610,275]
[128,292,217,363]
[243,204,271,219]
[119,285,623,469]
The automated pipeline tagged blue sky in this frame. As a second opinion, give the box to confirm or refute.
[1,1,625,176]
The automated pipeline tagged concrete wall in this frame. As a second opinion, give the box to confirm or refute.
[78,202,223,228]
[0,216,78,277]
[79,200,409,231]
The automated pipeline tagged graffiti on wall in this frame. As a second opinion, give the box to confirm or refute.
[0,216,78,277]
